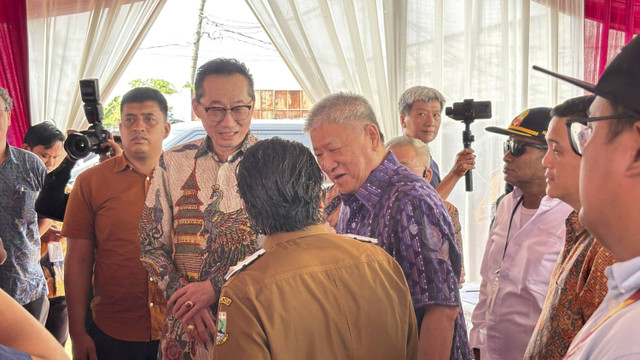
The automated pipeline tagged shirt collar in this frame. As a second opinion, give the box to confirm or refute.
[340,151,397,211]
[111,153,131,172]
[511,186,564,213]
[5,144,17,164]
[262,224,329,251]
[606,256,640,294]
[194,131,258,163]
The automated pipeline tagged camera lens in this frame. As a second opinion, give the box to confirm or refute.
[64,133,92,161]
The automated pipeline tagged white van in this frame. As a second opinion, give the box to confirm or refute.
[163,118,310,150]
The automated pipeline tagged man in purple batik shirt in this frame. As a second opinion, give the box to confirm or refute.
[306,92,472,360]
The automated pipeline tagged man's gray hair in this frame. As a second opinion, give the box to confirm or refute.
[398,86,446,115]
[0,86,13,110]
[303,92,381,134]
[385,135,431,167]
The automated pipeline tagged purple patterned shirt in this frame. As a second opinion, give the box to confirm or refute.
[336,152,472,359]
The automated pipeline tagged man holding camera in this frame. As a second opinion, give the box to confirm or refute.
[469,108,572,360]
[63,87,170,359]
[306,92,471,360]
[0,86,49,325]
[398,86,476,199]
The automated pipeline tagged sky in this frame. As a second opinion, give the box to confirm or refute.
[111,0,301,121]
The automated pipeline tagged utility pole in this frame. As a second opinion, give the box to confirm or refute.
[190,0,208,120]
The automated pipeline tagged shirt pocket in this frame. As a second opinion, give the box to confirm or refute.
[12,184,38,220]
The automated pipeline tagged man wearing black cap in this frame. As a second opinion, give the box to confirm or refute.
[469,108,573,360]
[534,34,640,359]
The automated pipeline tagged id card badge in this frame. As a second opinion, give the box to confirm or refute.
[486,270,500,313]
[47,242,64,263]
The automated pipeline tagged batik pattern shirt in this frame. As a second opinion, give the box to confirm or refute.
[524,211,615,360]
[140,134,259,360]
[0,145,47,305]
[336,152,472,360]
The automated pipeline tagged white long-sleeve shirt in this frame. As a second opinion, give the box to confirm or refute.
[470,188,572,360]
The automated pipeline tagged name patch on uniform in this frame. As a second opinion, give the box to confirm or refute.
[219,296,232,306]
[216,311,228,345]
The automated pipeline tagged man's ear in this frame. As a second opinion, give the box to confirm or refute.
[21,143,30,151]
[163,121,171,139]
[192,98,205,120]
[400,113,407,128]
[364,123,381,149]
[625,121,640,178]
[424,167,433,183]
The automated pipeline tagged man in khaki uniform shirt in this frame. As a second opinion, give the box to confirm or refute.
[213,138,418,360]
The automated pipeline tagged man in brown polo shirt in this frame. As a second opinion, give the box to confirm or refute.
[63,87,170,359]
[213,138,417,360]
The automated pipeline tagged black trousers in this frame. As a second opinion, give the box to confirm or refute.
[22,295,49,325]
[45,296,69,345]
[87,319,159,360]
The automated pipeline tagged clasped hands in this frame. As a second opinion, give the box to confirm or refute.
[168,281,217,345]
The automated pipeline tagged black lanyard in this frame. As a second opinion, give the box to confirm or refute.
[501,195,524,261]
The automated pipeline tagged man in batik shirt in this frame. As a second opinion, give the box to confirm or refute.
[386,135,466,286]
[139,58,259,359]
[524,95,615,359]
[306,92,471,360]
[0,86,48,324]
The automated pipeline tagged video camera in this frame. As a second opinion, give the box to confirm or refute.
[64,79,111,161]
[445,99,492,192]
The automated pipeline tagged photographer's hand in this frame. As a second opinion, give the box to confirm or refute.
[99,134,123,162]
[436,148,476,200]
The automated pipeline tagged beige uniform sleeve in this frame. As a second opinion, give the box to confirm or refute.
[213,285,271,360]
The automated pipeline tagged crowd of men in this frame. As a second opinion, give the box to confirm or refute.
[0,34,638,360]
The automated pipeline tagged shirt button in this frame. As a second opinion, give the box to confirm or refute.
[149,277,154,282]
[150,302,154,307]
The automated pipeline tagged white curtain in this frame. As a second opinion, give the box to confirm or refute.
[247,0,584,282]
[26,0,167,130]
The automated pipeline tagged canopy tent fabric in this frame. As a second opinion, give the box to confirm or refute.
[26,0,167,131]
[0,0,30,146]
[246,0,585,281]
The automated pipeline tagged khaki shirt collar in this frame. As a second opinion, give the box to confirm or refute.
[262,224,329,251]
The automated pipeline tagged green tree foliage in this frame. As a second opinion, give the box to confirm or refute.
[102,78,178,128]
[129,79,177,95]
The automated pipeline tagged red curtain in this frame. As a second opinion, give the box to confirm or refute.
[0,0,30,147]
[585,0,640,84]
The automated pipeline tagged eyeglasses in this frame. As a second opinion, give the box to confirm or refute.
[565,114,628,156]
[202,104,252,123]
[503,140,547,157]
